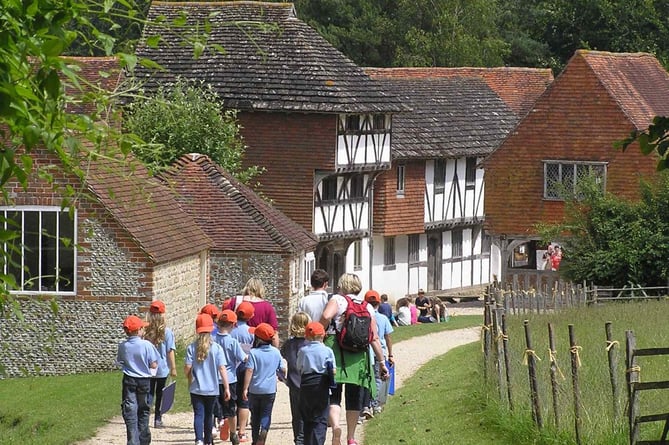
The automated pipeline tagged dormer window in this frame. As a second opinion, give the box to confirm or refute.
[372,114,387,130]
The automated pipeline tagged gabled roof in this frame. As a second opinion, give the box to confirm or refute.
[364,67,553,118]
[135,1,407,114]
[577,50,669,130]
[366,71,518,159]
[85,152,213,263]
[160,153,318,254]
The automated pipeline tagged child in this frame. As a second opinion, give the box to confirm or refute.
[242,323,286,445]
[296,321,336,445]
[116,315,160,445]
[231,301,255,442]
[200,303,221,336]
[214,309,249,445]
[185,313,231,445]
[280,311,311,445]
[143,300,177,428]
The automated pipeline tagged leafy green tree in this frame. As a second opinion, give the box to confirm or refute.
[616,116,669,171]
[124,79,260,182]
[538,177,669,287]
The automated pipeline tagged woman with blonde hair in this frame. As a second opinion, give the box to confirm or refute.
[143,300,177,428]
[320,273,388,445]
[185,314,230,445]
[225,277,279,346]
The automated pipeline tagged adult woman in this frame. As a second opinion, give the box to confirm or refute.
[226,278,279,347]
[320,273,388,445]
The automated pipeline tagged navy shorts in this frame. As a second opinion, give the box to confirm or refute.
[219,383,238,418]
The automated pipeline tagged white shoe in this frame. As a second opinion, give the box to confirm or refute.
[196,441,205,445]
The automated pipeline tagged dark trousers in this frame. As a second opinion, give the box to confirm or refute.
[288,385,304,445]
[121,375,152,445]
[149,376,166,420]
[299,373,329,445]
[248,392,276,444]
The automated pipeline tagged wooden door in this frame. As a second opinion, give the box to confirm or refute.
[427,232,442,291]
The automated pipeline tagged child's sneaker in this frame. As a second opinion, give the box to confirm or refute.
[230,432,240,445]
[219,418,230,440]
[361,407,374,419]
[347,440,359,445]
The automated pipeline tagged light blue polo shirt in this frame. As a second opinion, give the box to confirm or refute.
[214,332,248,384]
[155,328,176,378]
[245,344,285,395]
[231,321,254,353]
[117,335,160,378]
[186,341,227,396]
[374,310,394,355]
[297,341,335,375]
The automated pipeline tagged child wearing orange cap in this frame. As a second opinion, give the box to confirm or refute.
[117,315,160,445]
[231,301,255,442]
[185,314,231,445]
[214,309,249,445]
[200,303,221,336]
[143,300,177,428]
[296,321,336,445]
[243,323,287,445]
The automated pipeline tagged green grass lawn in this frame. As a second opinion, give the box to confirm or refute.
[0,313,482,444]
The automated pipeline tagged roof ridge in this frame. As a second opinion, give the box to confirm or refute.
[192,155,306,252]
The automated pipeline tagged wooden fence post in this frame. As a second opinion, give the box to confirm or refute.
[483,302,493,381]
[502,313,514,411]
[548,323,561,428]
[605,321,620,422]
[493,306,505,402]
[569,324,583,445]
[523,320,543,429]
[626,330,640,445]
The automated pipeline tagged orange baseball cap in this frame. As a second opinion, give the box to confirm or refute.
[200,303,220,319]
[365,289,381,303]
[305,321,325,337]
[236,301,255,320]
[218,309,238,324]
[123,315,148,332]
[196,313,214,334]
[249,323,275,341]
[149,300,166,314]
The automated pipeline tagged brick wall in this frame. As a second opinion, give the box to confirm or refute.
[238,112,336,232]
[484,55,659,237]
[374,160,425,235]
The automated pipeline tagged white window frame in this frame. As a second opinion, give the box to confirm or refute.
[1,206,77,294]
[396,164,405,196]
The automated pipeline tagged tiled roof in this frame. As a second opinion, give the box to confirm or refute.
[364,67,553,117]
[85,152,213,263]
[160,153,318,253]
[134,1,407,114]
[577,50,669,130]
[366,72,518,159]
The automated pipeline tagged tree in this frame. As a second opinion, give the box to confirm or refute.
[616,116,669,171]
[124,78,260,182]
[538,177,669,287]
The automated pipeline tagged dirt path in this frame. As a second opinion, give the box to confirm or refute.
[78,308,481,445]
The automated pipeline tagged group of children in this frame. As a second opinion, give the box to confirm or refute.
[117,299,338,445]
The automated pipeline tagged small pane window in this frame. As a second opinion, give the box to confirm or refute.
[353,240,362,270]
[408,234,419,263]
[544,161,607,200]
[345,115,360,132]
[384,237,395,267]
[452,229,463,258]
[396,164,405,195]
[2,207,76,294]
[372,114,386,130]
[322,177,338,201]
[434,160,446,193]
[465,157,477,187]
[350,174,364,200]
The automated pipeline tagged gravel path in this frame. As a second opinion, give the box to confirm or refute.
[78,307,481,445]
